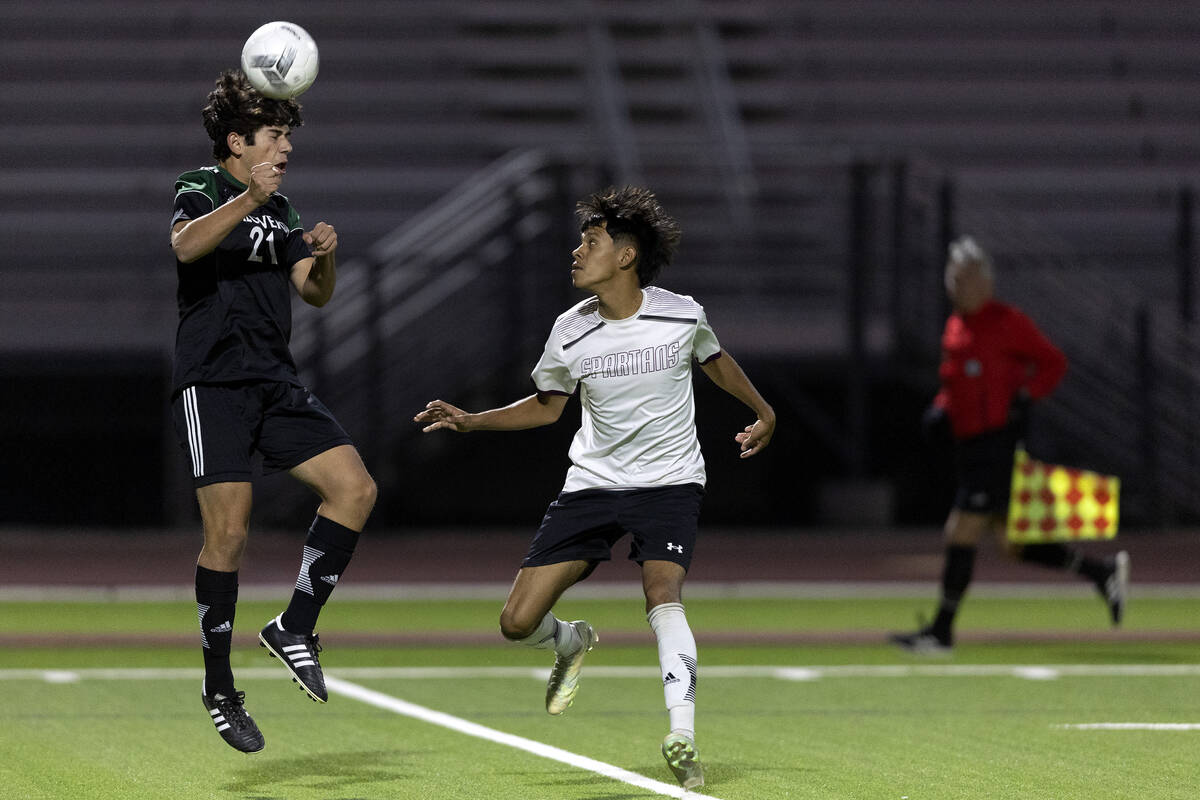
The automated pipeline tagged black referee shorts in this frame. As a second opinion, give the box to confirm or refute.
[952,427,1019,516]
[522,484,705,573]
[171,381,353,487]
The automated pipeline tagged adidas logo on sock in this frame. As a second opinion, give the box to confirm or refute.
[209,620,232,633]
[663,671,681,686]
[319,574,339,586]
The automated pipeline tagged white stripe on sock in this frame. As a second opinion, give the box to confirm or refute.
[295,546,323,596]
[197,602,210,649]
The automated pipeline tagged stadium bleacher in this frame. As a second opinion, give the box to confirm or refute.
[4,1,1199,524]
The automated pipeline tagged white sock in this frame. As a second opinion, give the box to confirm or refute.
[516,612,581,657]
[647,602,697,739]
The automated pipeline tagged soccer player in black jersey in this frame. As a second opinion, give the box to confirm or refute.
[170,70,377,753]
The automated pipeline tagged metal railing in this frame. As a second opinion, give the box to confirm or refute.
[577,0,641,185]
[289,150,576,483]
[680,0,758,228]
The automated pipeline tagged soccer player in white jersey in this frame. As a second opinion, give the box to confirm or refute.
[415,186,775,789]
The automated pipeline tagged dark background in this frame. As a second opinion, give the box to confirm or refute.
[2,2,1197,539]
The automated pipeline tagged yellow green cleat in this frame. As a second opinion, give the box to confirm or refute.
[662,732,704,789]
[545,620,597,715]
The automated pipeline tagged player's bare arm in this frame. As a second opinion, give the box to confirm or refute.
[171,161,282,262]
[415,393,568,433]
[292,221,338,306]
[699,351,776,458]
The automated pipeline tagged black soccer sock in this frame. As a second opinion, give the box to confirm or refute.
[280,515,360,635]
[196,565,238,697]
[1019,544,1109,584]
[932,545,976,637]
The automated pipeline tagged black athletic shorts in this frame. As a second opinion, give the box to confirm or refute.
[522,483,705,572]
[171,381,353,487]
[952,426,1019,515]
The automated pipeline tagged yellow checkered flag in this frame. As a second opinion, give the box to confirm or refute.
[1006,448,1119,543]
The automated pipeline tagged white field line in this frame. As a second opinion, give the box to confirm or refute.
[7,664,1200,682]
[1058,723,1200,731]
[325,675,720,800]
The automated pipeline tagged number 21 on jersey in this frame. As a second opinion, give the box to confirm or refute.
[248,225,278,265]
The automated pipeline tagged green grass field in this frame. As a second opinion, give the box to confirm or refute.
[2,594,1198,799]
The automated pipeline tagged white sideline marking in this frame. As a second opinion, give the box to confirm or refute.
[42,670,80,684]
[1058,723,1200,731]
[325,676,720,800]
[1013,667,1060,681]
[6,664,1200,682]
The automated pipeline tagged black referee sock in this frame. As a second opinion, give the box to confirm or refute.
[280,516,360,635]
[1019,544,1110,584]
[932,545,976,638]
[196,565,238,697]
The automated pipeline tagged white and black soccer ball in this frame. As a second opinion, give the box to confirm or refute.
[240,21,319,100]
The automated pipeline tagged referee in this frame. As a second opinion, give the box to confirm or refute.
[170,70,377,752]
[890,236,1129,655]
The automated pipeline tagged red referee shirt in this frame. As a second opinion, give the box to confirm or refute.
[933,300,1067,440]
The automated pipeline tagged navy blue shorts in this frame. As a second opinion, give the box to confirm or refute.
[522,484,705,572]
[952,427,1018,515]
[171,381,353,487]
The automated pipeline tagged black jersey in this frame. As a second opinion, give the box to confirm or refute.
[170,166,313,395]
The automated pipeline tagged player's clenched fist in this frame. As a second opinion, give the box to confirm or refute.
[304,222,337,257]
[248,161,281,203]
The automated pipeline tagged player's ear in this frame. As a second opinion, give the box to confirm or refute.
[618,245,637,269]
[227,132,243,156]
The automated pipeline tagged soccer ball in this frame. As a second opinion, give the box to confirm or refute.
[240,21,319,100]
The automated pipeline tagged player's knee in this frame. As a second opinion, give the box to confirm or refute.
[202,525,248,566]
[354,473,378,515]
[498,609,536,641]
[206,520,248,545]
[334,472,377,517]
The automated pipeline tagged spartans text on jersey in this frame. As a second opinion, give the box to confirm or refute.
[581,342,682,379]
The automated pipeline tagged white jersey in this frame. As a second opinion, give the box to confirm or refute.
[531,286,722,493]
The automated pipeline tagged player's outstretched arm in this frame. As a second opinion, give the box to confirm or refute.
[699,350,776,458]
[415,393,568,433]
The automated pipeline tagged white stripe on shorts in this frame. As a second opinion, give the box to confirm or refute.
[183,387,204,477]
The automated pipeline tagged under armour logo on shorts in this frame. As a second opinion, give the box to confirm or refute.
[667,542,684,553]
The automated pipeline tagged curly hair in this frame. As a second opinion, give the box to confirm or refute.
[201,69,304,160]
[576,186,682,287]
